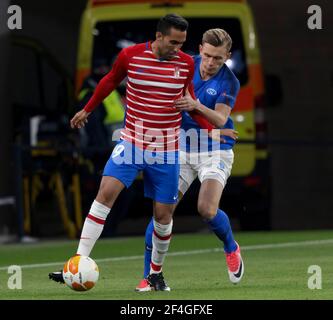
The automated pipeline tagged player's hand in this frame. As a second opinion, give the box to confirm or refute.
[209,129,238,143]
[174,96,198,112]
[70,109,90,129]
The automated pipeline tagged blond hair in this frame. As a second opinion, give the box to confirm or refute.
[202,28,232,51]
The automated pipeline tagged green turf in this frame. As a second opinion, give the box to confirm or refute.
[0,230,332,299]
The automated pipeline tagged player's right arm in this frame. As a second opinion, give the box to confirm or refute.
[70,49,129,129]
[176,85,238,142]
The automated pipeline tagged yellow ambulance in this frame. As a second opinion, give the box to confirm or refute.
[76,0,270,229]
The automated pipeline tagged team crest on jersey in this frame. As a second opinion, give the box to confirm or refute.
[174,66,180,78]
[206,88,217,95]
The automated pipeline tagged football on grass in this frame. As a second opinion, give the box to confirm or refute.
[63,255,99,291]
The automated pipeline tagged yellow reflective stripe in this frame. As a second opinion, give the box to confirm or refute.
[78,88,124,124]
[103,90,124,124]
[78,88,92,101]
[256,149,268,160]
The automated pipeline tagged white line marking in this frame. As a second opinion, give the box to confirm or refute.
[0,239,332,271]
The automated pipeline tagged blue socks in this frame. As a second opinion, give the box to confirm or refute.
[143,218,154,278]
[206,209,237,253]
[142,209,237,278]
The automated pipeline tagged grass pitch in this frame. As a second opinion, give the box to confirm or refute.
[0,230,332,300]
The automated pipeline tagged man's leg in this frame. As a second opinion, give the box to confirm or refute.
[197,179,236,252]
[143,219,154,279]
[77,176,125,256]
[150,201,174,271]
[135,193,183,292]
[146,201,174,291]
[76,139,140,256]
[49,176,125,283]
[136,151,193,291]
[198,179,243,284]
[140,181,238,280]
[50,140,140,283]
[141,192,183,280]
[140,156,180,291]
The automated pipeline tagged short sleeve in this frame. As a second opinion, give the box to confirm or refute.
[216,77,240,109]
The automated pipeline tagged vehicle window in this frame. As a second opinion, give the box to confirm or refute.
[92,17,248,86]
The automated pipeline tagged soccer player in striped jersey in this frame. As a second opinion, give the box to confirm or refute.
[136,29,244,292]
[49,14,214,291]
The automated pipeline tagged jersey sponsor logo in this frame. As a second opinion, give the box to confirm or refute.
[206,88,217,96]
[111,144,125,158]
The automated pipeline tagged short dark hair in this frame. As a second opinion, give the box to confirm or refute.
[157,13,189,35]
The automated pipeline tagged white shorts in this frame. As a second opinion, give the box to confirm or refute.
[178,149,234,195]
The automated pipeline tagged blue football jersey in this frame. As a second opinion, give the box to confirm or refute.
[180,55,240,153]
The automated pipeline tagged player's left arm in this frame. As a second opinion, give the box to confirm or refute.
[197,101,231,128]
[208,78,240,140]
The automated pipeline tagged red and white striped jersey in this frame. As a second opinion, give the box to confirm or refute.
[84,41,213,151]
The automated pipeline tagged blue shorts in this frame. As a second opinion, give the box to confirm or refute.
[103,140,179,204]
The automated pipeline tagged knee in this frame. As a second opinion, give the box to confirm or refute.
[197,200,217,220]
[95,177,124,208]
[154,207,173,225]
[96,186,114,207]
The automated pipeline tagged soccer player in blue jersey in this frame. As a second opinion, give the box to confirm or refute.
[136,28,244,292]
